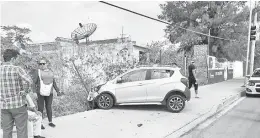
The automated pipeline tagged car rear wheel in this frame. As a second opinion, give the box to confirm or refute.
[97,93,114,109]
[166,95,185,113]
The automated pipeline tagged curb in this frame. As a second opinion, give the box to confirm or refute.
[165,89,245,138]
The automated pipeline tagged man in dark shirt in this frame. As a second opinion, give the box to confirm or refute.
[188,61,199,98]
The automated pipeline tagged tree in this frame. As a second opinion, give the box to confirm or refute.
[158,1,248,61]
[139,41,184,70]
[1,25,32,50]
[1,25,33,64]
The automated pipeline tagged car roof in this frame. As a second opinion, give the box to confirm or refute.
[135,66,181,70]
[114,66,182,79]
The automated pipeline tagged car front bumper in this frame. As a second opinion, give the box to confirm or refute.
[246,85,260,95]
[87,91,99,101]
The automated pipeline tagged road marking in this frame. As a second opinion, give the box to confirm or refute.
[197,97,246,130]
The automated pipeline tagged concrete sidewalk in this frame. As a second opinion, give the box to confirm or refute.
[6,78,245,138]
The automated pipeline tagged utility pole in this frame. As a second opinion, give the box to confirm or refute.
[207,1,212,80]
[71,59,91,110]
[121,26,126,42]
[250,1,258,75]
[208,29,211,56]
[244,0,253,87]
[40,44,42,51]
[246,0,253,77]
[184,53,187,76]
[159,49,162,65]
[207,28,211,79]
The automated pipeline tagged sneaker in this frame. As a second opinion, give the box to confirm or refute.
[41,125,45,130]
[49,122,56,127]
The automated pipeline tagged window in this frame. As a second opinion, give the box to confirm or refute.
[252,70,260,77]
[139,51,146,62]
[151,69,174,80]
[121,70,147,83]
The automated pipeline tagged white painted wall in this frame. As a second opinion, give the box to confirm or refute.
[232,61,243,78]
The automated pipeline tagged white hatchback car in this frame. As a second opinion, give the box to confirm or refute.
[246,68,260,96]
[88,65,191,113]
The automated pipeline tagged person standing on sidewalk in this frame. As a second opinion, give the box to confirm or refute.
[1,49,33,138]
[32,59,63,129]
[188,61,199,98]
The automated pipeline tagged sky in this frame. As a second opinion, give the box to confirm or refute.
[1,1,167,45]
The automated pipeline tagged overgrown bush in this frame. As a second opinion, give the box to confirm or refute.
[103,62,134,81]
[52,84,89,117]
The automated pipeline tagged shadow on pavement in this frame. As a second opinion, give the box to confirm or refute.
[246,94,260,98]
[112,105,168,112]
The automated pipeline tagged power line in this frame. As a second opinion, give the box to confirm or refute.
[99,1,236,42]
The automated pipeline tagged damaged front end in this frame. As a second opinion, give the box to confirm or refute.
[87,84,105,101]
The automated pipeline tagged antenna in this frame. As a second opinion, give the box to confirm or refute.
[121,26,126,42]
[71,23,97,45]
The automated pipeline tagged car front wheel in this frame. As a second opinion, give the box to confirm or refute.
[166,95,185,113]
[97,93,114,109]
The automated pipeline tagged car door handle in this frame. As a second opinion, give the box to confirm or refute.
[138,83,143,86]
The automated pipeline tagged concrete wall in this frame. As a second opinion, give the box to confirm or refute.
[192,45,243,85]
[232,61,244,78]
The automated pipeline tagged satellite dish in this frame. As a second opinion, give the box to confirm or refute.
[71,23,97,45]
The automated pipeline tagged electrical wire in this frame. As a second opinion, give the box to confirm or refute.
[99,1,236,42]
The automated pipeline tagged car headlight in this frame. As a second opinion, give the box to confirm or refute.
[93,84,105,92]
[246,88,252,92]
[248,82,255,86]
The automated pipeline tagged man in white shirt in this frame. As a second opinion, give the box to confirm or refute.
[25,94,45,138]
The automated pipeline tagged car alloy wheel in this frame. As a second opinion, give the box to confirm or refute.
[167,95,185,113]
[97,93,114,109]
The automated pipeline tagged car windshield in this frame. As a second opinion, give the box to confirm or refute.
[252,69,260,77]
[109,69,132,81]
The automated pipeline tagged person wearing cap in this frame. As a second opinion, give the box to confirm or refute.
[32,59,64,129]
[188,60,199,98]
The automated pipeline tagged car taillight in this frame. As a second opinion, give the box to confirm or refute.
[181,78,188,87]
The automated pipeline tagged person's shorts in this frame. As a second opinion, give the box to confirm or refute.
[188,78,198,90]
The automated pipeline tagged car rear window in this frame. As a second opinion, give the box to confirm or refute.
[150,69,174,80]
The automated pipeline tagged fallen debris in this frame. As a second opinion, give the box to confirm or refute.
[137,123,143,127]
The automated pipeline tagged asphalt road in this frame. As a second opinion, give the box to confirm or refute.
[181,95,260,138]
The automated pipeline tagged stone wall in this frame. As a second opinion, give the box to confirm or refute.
[190,44,240,85]
[26,37,146,90]
[187,45,208,85]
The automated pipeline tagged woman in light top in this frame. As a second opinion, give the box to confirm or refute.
[33,59,63,129]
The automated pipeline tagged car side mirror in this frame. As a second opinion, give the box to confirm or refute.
[117,77,123,83]
[246,75,251,78]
